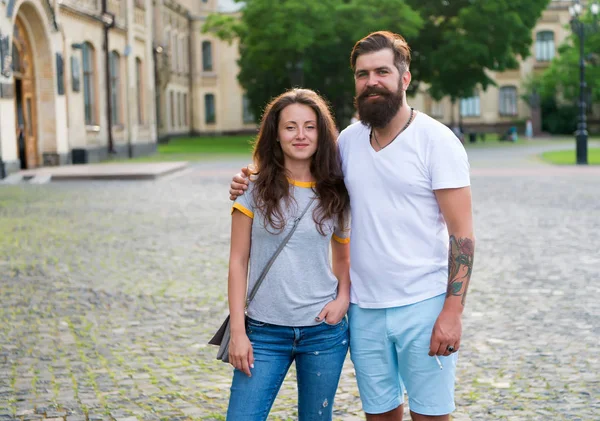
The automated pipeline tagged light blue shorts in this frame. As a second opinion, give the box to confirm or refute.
[347,293,457,416]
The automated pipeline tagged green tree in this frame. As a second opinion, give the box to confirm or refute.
[203,0,422,124]
[535,14,600,104]
[522,12,600,134]
[409,0,550,101]
[204,0,550,125]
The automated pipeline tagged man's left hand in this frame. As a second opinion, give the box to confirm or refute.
[429,309,462,356]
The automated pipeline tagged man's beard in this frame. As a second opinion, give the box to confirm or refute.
[354,84,404,129]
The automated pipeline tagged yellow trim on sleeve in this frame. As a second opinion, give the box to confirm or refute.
[231,203,254,219]
[332,234,350,244]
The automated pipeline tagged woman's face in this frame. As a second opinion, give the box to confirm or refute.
[277,103,319,164]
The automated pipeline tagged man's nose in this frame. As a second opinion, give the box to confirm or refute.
[366,73,379,87]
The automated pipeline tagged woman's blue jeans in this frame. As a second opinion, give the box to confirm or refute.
[226,317,349,421]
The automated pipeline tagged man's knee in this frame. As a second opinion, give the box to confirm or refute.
[409,410,450,421]
[365,404,404,421]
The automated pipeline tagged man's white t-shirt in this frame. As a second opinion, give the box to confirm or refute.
[338,112,470,308]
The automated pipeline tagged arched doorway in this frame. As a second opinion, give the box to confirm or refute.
[9,0,58,170]
[12,15,37,169]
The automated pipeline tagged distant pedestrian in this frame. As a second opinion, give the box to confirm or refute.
[525,119,533,139]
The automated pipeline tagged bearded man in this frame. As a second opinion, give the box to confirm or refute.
[230,31,475,421]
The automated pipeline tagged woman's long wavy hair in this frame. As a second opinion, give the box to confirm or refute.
[252,88,349,235]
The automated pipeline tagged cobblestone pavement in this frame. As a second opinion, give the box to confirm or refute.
[1,151,599,421]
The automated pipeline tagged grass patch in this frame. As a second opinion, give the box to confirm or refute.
[111,133,585,163]
[540,148,600,165]
[116,135,255,163]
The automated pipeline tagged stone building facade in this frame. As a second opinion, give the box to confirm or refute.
[0,0,256,175]
[0,0,157,175]
[153,0,255,141]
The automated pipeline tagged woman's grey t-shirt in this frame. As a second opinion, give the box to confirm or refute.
[232,180,350,327]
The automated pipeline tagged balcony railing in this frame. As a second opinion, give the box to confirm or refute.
[108,0,127,26]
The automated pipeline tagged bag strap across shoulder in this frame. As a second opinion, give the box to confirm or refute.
[246,197,315,306]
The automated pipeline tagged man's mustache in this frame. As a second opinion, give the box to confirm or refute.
[358,87,391,101]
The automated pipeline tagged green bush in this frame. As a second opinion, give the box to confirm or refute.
[541,97,578,135]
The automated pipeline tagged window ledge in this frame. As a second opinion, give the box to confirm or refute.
[201,71,217,78]
[86,125,100,132]
[534,61,551,69]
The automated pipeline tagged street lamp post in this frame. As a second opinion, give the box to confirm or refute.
[569,0,599,165]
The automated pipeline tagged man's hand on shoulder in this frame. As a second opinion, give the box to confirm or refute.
[229,166,252,201]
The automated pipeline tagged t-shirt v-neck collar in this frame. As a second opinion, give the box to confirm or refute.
[368,112,420,154]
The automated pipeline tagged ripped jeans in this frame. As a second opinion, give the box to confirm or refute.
[226,317,349,421]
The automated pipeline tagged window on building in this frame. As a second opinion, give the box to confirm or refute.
[179,37,185,73]
[185,36,190,74]
[82,42,96,125]
[157,91,162,129]
[430,101,444,118]
[109,51,120,124]
[172,33,178,72]
[242,95,254,123]
[165,28,170,70]
[177,37,183,73]
[499,86,518,116]
[183,93,188,126]
[205,94,216,124]
[202,41,213,71]
[12,42,21,73]
[136,57,144,124]
[170,91,175,129]
[177,92,182,127]
[536,31,555,62]
[460,94,480,117]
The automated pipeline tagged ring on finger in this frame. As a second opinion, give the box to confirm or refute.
[446,345,456,353]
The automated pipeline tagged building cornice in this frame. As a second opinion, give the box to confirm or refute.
[59,4,104,26]
[164,0,191,18]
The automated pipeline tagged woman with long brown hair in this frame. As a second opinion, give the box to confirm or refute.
[226,88,350,420]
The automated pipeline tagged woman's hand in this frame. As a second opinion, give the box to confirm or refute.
[315,296,350,325]
[229,333,254,377]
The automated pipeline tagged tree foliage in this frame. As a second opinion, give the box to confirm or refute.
[204,0,550,125]
[408,0,550,100]
[534,13,600,105]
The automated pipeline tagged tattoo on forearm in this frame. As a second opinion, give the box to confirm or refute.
[447,235,474,306]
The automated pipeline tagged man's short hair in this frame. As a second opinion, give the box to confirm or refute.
[350,31,411,74]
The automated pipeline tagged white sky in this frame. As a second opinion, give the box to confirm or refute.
[218,0,244,12]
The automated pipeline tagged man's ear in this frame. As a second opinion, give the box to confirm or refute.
[402,70,412,92]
